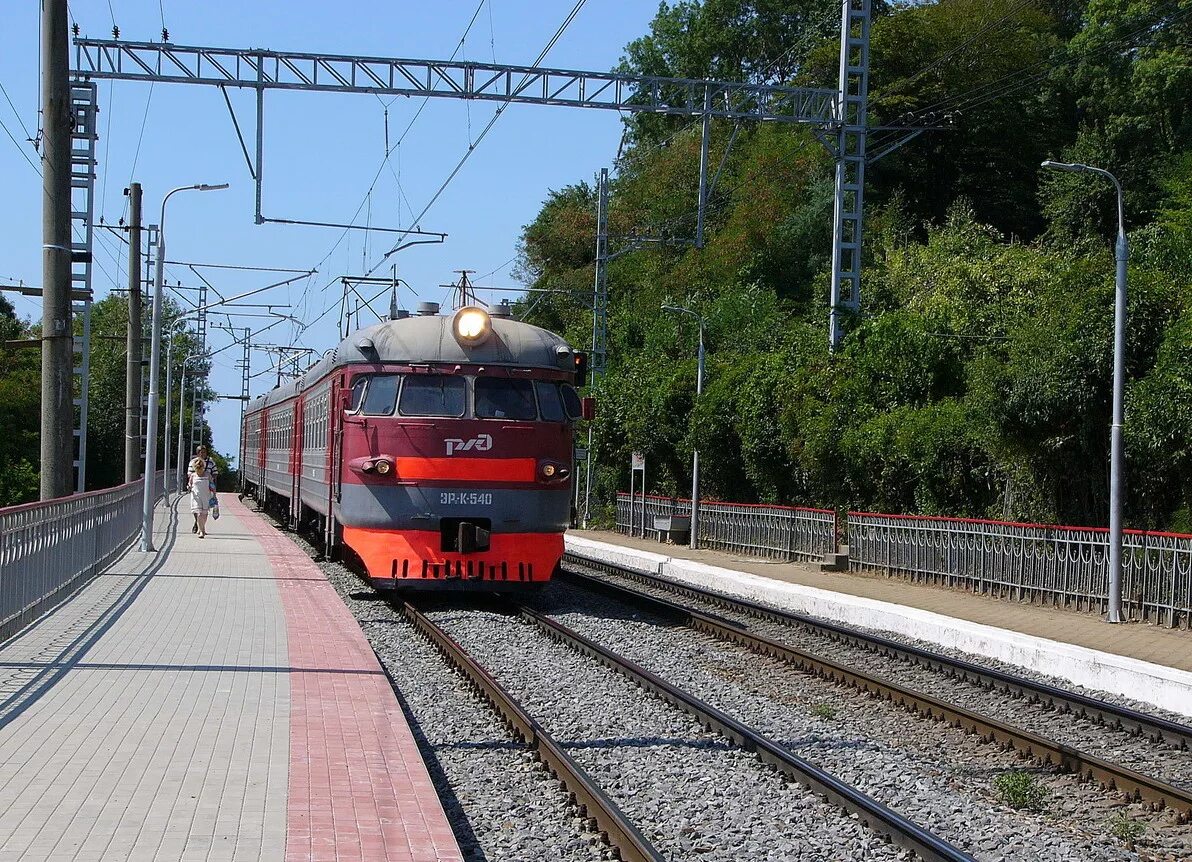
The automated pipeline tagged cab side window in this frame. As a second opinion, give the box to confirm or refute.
[535,380,566,422]
[347,376,368,412]
[560,383,582,420]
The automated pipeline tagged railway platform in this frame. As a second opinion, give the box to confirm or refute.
[566,530,1192,719]
[0,494,462,862]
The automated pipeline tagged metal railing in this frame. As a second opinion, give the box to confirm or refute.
[0,473,165,641]
[615,492,836,562]
[848,512,1192,628]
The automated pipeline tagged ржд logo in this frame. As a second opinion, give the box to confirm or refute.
[445,433,493,456]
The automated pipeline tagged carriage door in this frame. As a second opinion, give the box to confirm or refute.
[290,398,304,525]
[326,378,346,552]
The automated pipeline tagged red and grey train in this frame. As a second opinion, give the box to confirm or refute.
[241,301,587,590]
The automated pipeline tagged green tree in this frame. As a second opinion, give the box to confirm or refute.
[0,298,40,505]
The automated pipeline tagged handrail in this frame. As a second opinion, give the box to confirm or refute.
[0,472,165,640]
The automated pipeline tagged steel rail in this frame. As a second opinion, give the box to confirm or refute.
[559,567,1192,819]
[515,604,975,862]
[563,552,1192,751]
[395,599,664,862]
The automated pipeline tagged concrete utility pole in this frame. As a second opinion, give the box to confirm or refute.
[125,183,144,483]
[40,0,73,500]
[582,168,609,527]
[176,353,205,492]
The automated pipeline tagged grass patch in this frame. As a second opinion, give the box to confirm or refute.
[1106,812,1145,846]
[810,702,836,720]
[993,770,1050,810]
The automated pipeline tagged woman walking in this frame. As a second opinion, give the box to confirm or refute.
[189,457,213,538]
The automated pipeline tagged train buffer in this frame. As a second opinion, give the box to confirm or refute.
[0,494,463,861]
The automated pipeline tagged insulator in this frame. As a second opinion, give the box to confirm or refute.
[112,25,120,39]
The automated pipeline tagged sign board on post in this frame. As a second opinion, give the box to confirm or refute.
[574,447,589,461]
[629,452,646,537]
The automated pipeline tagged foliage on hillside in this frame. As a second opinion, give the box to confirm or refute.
[519,0,1192,530]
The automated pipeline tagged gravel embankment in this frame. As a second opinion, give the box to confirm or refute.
[425,601,911,861]
[544,577,1192,862]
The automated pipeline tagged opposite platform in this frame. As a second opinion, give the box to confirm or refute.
[568,530,1192,718]
[0,494,462,862]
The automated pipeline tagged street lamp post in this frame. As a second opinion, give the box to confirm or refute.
[663,305,705,550]
[140,183,229,552]
[1042,160,1127,623]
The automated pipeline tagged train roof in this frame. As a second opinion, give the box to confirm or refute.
[248,310,577,411]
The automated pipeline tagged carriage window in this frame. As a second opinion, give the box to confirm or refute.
[535,381,566,422]
[399,375,466,417]
[348,376,368,412]
[362,374,400,415]
[560,383,582,420]
[475,378,537,420]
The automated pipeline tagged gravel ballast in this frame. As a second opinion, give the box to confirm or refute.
[425,601,913,861]
[545,576,1192,861]
[571,563,1192,790]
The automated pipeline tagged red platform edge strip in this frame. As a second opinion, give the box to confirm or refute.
[226,495,464,862]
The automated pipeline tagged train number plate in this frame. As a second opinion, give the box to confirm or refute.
[440,492,493,506]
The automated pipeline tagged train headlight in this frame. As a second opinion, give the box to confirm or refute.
[374,459,392,475]
[542,464,557,478]
[454,307,491,344]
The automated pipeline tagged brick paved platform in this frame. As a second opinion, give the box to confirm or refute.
[0,494,462,862]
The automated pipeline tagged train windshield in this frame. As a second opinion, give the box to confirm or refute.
[535,381,566,422]
[361,374,400,415]
[399,375,466,417]
[475,378,537,420]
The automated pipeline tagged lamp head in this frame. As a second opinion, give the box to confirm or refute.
[1041,160,1086,173]
[196,183,230,191]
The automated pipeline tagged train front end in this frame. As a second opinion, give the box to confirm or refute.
[337,305,584,589]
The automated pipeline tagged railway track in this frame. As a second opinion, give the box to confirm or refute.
[559,552,1192,820]
[399,593,977,862]
[394,598,665,862]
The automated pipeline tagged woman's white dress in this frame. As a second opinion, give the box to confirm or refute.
[189,475,212,513]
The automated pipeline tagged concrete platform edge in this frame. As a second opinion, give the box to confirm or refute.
[565,534,1192,719]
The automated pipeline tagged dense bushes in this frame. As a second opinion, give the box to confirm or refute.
[520,0,1192,531]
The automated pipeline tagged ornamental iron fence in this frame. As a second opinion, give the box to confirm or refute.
[615,492,836,562]
[848,512,1192,628]
[0,473,165,641]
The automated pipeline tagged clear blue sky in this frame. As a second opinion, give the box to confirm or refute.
[0,1,659,462]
